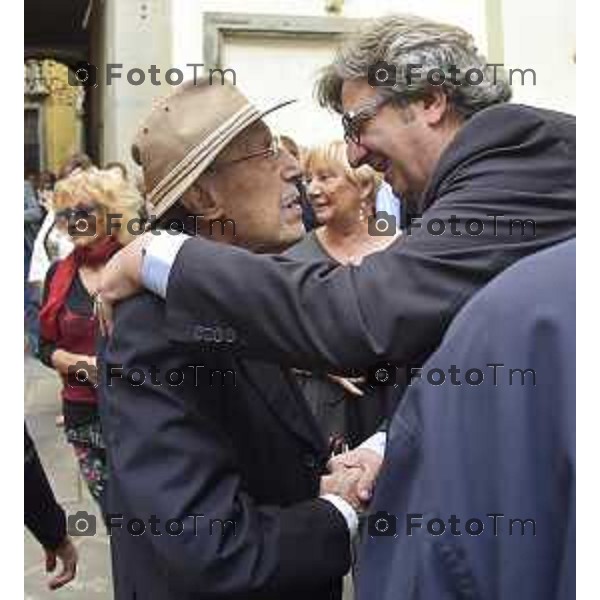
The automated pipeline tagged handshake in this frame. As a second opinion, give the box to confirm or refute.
[320,447,383,512]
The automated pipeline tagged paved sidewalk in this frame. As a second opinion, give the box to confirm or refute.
[25,355,112,599]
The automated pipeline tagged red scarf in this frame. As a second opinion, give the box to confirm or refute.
[39,236,122,341]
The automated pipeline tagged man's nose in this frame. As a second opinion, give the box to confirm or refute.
[346,139,368,168]
[280,148,302,181]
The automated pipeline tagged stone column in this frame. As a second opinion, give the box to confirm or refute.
[100,0,172,170]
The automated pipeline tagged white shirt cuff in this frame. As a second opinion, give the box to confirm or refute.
[358,431,387,457]
[141,231,190,299]
[320,494,359,538]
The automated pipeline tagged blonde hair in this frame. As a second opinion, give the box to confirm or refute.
[303,140,382,204]
[53,167,144,245]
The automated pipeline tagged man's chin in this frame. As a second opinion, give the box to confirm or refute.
[249,223,304,254]
[388,177,423,217]
[275,221,305,250]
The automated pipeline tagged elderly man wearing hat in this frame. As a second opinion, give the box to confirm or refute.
[98,79,362,600]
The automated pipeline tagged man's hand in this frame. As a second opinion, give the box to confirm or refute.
[45,536,78,590]
[327,374,365,397]
[82,355,98,386]
[96,233,150,334]
[320,467,365,511]
[99,233,149,303]
[327,448,383,504]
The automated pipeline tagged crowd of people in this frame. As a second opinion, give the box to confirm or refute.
[25,13,575,600]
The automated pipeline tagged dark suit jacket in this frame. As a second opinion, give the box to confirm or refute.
[355,239,575,600]
[163,104,575,374]
[98,293,350,600]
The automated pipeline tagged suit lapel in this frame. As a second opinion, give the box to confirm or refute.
[237,359,327,455]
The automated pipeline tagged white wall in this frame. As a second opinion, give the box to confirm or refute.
[170,0,489,146]
[222,35,344,144]
[501,0,575,114]
[171,0,489,69]
[102,0,574,160]
[102,0,172,166]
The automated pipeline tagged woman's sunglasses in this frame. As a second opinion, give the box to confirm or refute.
[55,202,100,222]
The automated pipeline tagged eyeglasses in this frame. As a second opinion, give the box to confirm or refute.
[207,135,283,173]
[341,95,392,145]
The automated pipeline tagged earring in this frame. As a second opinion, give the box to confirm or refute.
[359,201,368,222]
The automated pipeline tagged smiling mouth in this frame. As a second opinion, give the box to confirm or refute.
[366,155,392,174]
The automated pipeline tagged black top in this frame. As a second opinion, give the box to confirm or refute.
[39,262,98,428]
[284,230,328,262]
[285,230,399,447]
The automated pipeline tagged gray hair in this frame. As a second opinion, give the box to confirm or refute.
[316,14,512,119]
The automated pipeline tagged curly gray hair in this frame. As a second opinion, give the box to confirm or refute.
[316,14,512,119]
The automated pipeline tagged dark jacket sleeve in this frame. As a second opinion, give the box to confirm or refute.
[164,106,575,371]
[24,425,67,551]
[100,294,350,597]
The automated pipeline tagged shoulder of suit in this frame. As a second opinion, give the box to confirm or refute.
[452,239,575,334]
[466,103,575,137]
[112,290,167,336]
[423,102,575,202]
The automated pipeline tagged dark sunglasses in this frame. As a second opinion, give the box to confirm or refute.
[341,95,393,145]
[55,202,100,221]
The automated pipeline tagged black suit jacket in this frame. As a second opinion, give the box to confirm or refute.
[163,104,575,373]
[99,293,350,600]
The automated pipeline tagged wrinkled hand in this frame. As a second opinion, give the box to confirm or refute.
[80,355,98,386]
[327,374,365,397]
[45,536,78,590]
[96,233,150,334]
[327,448,383,504]
[320,467,365,511]
[99,232,149,302]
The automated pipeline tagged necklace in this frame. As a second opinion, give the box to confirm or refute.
[318,227,400,266]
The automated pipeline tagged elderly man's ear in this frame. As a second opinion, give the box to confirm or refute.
[180,179,226,223]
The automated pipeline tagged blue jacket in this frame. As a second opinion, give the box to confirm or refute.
[356,240,575,600]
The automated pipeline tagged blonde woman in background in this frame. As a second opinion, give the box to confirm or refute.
[286,140,401,452]
[38,167,144,510]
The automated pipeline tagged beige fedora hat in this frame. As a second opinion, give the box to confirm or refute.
[131,78,295,218]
